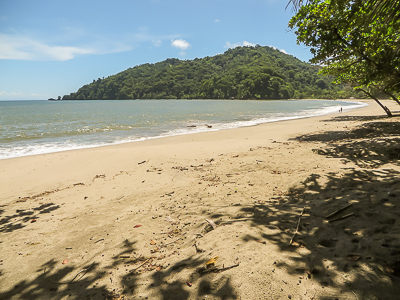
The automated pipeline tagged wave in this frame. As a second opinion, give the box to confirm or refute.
[0,100,367,160]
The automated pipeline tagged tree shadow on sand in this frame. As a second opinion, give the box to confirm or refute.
[0,232,238,300]
[0,203,60,233]
[217,118,400,299]
[0,240,139,300]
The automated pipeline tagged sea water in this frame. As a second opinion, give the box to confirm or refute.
[0,99,366,160]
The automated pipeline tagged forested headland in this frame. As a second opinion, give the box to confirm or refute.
[62,45,361,100]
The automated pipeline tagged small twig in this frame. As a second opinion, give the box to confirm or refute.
[325,203,352,219]
[160,238,182,248]
[45,261,96,284]
[216,263,239,273]
[161,191,175,197]
[138,160,147,165]
[198,263,240,275]
[94,238,104,244]
[289,207,306,245]
[130,259,150,273]
[206,219,217,230]
[328,213,355,223]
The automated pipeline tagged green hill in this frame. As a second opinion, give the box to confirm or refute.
[62,45,360,100]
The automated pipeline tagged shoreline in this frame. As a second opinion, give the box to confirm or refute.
[0,99,371,202]
[0,99,366,161]
[1,99,400,299]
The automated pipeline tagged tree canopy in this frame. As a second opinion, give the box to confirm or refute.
[288,0,400,115]
[63,46,360,101]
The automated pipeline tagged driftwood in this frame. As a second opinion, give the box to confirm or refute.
[325,203,352,219]
[289,207,306,245]
[328,213,355,223]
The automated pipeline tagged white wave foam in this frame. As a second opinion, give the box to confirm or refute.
[0,101,367,160]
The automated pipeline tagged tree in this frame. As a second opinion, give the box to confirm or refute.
[288,0,400,116]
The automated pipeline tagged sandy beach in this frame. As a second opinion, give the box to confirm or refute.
[1,99,400,300]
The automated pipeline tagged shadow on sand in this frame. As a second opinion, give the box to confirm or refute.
[214,116,400,299]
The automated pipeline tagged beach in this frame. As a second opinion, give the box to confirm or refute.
[1,99,400,299]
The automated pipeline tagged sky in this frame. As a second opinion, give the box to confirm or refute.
[0,0,312,100]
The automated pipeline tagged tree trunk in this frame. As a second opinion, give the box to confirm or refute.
[383,90,400,106]
[357,88,392,117]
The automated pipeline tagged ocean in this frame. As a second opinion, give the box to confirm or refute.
[0,99,366,160]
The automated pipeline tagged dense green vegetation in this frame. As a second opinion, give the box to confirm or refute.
[288,0,400,116]
[63,45,360,100]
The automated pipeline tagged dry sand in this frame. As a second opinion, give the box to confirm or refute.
[1,99,400,300]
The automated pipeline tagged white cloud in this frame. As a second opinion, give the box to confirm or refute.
[215,19,220,23]
[280,49,288,54]
[152,39,162,47]
[0,28,181,61]
[0,33,103,61]
[224,41,242,49]
[243,41,257,47]
[224,40,257,49]
[171,39,191,50]
[270,45,289,55]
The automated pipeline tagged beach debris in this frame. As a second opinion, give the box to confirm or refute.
[156,266,163,272]
[147,167,163,173]
[151,247,160,254]
[172,166,188,171]
[187,125,197,127]
[328,213,355,223]
[206,125,212,128]
[289,207,306,245]
[325,203,353,219]
[232,155,239,158]
[187,282,193,287]
[62,260,69,264]
[194,241,205,253]
[198,263,239,275]
[206,219,217,230]
[30,218,37,223]
[206,158,215,163]
[119,255,131,259]
[138,160,147,165]
[150,240,157,245]
[161,238,182,248]
[161,191,174,197]
[94,238,104,244]
[106,290,123,300]
[165,215,179,225]
[347,254,361,261]
[226,173,240,177]
[206,256,219,268]
[92,174,106,181]
[134,224,142,228]
[291,241,304,248]
[46,261,96,284]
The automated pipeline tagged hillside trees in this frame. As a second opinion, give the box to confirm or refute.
[63,46,360,101]
[288,0,400,116]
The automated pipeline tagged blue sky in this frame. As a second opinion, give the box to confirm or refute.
[0,0,312,100]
